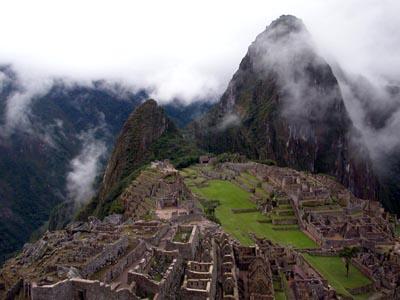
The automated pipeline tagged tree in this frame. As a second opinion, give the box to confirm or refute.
[203,199,221,224]
[339,246,359,277]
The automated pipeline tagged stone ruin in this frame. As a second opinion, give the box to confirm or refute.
[353,246,400,295]
[166,225,200,260]
[180,232,217,299]
[128,248,183,299]
[2,160,400,299]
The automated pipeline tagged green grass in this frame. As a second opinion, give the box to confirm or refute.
[274,291,286,300]
[173,231,190,243]
[191,180,317,249]
[395,225,400,237]
[303,254,372,299]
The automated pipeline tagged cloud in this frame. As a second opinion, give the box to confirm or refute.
[337,74,400,171]
[1,0,400,168]
[0,70,8,93]
[218,113,241,131]
[242,15,345,143]
[0,0,396,105]
[2,78,53,136]
[66,129,107,204]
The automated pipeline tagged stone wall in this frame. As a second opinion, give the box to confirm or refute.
[181,279,211,300]
[81,236,129,278]
[171,212,203,224]
[31,278,138,300]
[166,225,199,260]
[144,224,169,245]
[128,255,183,299]
[304,222,323,245]
[100,240,147,283]
[351,259,379,288]
[304,250,338,257]
[347,283,375,295]
[322,238,358,249]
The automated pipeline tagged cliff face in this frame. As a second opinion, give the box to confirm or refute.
[192,15,378,200]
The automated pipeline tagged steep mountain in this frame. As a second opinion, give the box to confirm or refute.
[79,99,201,219]
[191,15,378,202]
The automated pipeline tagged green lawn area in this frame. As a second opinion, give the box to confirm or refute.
[395,225,400,237]
[274,291,286,300]
[191,179,317,249]
[303,254,372,299]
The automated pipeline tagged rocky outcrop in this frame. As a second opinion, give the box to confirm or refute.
[81,100,200,219]
[191,15,378,201]
[99,99,177,201]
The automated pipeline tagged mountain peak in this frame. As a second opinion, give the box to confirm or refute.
[97,99,176,201]
[269,14,305,31]
[80,98,200,219]
[192,15,378,201]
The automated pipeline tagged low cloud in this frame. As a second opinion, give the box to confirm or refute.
[248,16,343,140]
[218,113,241,131]
[0,1,399,130]
[0,70,8,92]
[0,0,399,177]
[66,129,107,205]
[337,74,400,172]
[0,72,53,138]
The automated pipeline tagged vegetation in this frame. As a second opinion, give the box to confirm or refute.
[108,199,124,215]
[303,254,372,299]
[395,224,400,237]
[173,231,190,243]
[339,246,360,277]
[212,152,248,164]
[149,130,201,169]
[76,165,146,220]
[256,159,277,166]
[190,178,316,248]
[202,199,221,224]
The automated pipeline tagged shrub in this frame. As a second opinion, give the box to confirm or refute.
[257,159,277,166]
[108,200,124,214]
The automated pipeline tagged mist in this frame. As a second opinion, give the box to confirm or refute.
[66,129,107,205]
[1,0,399,104]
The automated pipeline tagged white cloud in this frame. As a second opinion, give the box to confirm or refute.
[1,0,400,166]
[0,71,8,93]
[0,0,397,103]
[0,76,53,137]
[66,129,107,204]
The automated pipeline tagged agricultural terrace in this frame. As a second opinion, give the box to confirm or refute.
[303,254,373,299]
[181,166,316,249]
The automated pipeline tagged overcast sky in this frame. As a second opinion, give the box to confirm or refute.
[0,0,399,102]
